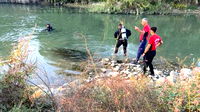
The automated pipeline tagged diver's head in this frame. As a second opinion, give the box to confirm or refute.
[46,24,51,28]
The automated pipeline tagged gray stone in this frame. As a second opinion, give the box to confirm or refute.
[113,66,120,71]
[108,72,119,77]
[100,68,107,73]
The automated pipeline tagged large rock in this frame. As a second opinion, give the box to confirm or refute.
[180,68,192,79]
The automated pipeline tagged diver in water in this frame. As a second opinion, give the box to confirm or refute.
[45,24,54,32]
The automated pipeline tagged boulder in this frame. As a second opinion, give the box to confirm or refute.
[180,68,192,79]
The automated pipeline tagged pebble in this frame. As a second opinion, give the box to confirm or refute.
[108,72,119,77]
[154,70,163,76]
[113,66,120,71]
[101,68,107,73]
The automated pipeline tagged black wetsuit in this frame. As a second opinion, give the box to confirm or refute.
[45,26,54,32]
[114,28,131,55]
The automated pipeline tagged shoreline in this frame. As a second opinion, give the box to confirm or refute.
[0,2,200,15]
[63,3,200,15]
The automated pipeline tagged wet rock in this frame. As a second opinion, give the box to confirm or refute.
[100,68,107,73]
[113,66,120,71]
[110,60,117,67]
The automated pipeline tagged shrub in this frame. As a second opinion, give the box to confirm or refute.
[0,35,35,111]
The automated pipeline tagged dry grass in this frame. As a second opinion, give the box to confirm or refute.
[58,70,200,112]
[60,76,165,112]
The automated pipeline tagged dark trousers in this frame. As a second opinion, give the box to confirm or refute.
[114,40,128,55]
[136,40,147,61]
[143,50,156,76]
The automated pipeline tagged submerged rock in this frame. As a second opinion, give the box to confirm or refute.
[51,48,88,61]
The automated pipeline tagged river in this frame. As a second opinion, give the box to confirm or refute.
[0,4,199,85]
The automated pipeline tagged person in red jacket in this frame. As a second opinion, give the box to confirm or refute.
[142,27,163,76]
[134,18,151,63]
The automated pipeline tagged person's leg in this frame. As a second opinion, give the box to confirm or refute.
[136,40,146,61]
[123,40,128,56]
[143,52,150,74]
[148,51,156,76]
[114,40,122,54]
[143,61,148,75]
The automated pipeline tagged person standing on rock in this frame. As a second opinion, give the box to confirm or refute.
[134,18,151,63]
[114,23,131,56]
[142,27,163,76]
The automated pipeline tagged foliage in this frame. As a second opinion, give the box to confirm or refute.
[60,70,200,112]
[52,0,200,14]
[0,35,36,111]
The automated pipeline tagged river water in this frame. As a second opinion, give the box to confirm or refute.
[0,4,199,85]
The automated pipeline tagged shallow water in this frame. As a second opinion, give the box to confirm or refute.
[0,4,199,85]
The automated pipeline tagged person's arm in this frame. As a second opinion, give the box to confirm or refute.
[126,29,131,38]
[156,40,163,47]
[114,30,119,38]
[142,44,151,56]
[134,26,145,34]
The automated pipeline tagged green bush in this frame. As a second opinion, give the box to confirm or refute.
[172,3,188,9]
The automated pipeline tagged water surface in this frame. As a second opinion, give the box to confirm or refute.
[0,4,199,85]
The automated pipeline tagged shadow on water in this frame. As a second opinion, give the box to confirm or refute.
[51,48,88,62]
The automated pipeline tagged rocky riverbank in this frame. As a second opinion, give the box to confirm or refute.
[30,57,200,99]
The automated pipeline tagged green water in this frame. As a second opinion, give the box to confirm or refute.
[0,4,199,85]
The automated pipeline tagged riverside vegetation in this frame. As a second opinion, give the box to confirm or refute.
[1,0,200,14]
[50,0,200,14]
[0,33,199,112]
